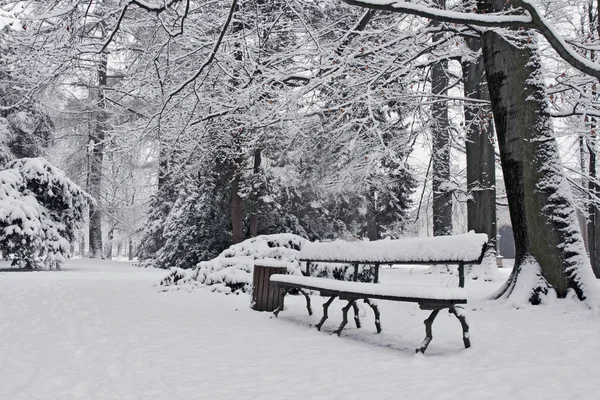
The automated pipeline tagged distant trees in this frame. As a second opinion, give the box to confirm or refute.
[0,69,53,166]
[126,0,420,268]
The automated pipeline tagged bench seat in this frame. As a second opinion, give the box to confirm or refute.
[270,274,467,305]
[270,274,472,353]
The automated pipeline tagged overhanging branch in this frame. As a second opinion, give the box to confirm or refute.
[342,0,600,80]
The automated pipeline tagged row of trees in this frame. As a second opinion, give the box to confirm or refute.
[1,0,599,304]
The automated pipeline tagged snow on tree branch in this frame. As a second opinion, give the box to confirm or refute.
[342,1,533,27]
[342,0,600,80]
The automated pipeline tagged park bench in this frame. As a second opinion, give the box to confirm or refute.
[270,232,488,353]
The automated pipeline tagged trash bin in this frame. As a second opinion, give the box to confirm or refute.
[251,263,287,311]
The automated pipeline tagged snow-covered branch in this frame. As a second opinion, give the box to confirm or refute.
[342,0,600,80]
[342,1,533,27]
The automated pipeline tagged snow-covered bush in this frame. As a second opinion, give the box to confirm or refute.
[159,233,377,293]
[159,233,307,293]
[0,158,90,269]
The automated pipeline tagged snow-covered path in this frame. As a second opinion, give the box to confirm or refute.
[1,260,599,399]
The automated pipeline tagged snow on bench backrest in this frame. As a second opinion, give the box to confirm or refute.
[299,232,488,264]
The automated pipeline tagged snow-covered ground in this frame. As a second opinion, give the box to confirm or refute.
[1,259,598,400]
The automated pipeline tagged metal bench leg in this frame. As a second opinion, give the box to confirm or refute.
[299,289,313,316]
[316,296,336,331]
[352,302,361,328]
[416,309,440,354]
[363,298,381,333]
[449,306,471,349]
[333,300,355,336]
[273,289,289,317]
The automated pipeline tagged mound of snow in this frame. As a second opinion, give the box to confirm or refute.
[159,234,307,293]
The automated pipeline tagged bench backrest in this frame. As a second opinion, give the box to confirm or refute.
[299,233,488,265]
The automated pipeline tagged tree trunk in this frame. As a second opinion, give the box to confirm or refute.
[462,24,499,280]
[249,149,261,237]
[231,156,245,245]
[431,0,452,236]
[88,53,107,259]
[128,238,134,261]
[367,219,379,241]
[104,226,114,260]
[587,134,600,277]
[481,0,597,301]
[230,3,245,246]
[158,142,169,191]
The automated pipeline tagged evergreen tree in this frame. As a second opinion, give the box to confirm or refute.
[0,158,90,269]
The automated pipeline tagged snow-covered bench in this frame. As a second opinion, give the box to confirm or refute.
[270,233,488,353]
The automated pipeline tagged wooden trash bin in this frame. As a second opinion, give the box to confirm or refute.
[252,264,287,311]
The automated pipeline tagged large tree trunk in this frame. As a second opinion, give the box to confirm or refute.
[88,53,107,259]
[431,0,452,236]
[587,134,600,277]
[481,0,597,302]
[367,219,379,241]
[462,27,499,280]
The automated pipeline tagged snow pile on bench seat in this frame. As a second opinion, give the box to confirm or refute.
[299,232,487,264]
[270,275,468,301]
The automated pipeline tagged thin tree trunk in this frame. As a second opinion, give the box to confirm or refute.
[462,21,499,280]
[482,0,596,301]
[88,53,107,259]
[104,226,114,260]
[431,1,452,236]
[231,159,245,244]
[230,2,245,245]
[128,238,134,261]
[249,149,261,237]
[588,133,600,277]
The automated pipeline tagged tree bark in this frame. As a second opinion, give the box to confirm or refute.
[462,21,498,279]
[128,238,134,261]
[249,149,261,237]
[367,219,379,241]
[587,134,600,277]
[230,2,245,246]
[481,0,595,301]
[104,225,114,260]
[431,0,452,236]
[88,53,107,259]
[231,156,245,245]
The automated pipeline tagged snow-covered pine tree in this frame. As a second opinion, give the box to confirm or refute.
[149,165,232,270]
[0,158,90,269]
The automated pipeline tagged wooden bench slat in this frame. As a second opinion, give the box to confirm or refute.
[270,275,467,304]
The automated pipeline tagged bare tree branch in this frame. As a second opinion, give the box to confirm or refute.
[161,0,237,107]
